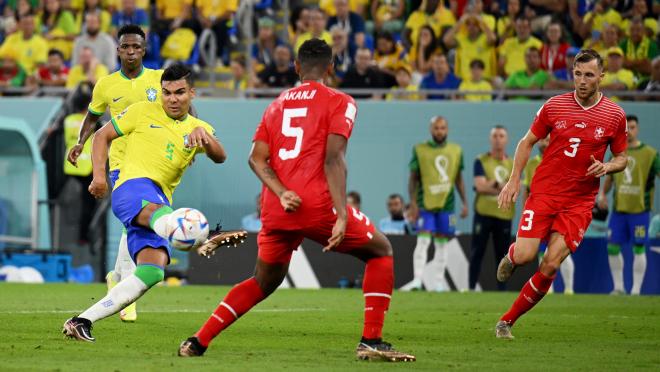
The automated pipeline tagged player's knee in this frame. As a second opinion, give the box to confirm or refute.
[539,257,561,276]
[134,264,164,288]
[372,231,393,257]
[607,244,621,256]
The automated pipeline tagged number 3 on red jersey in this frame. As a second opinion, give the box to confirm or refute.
[278,103,357,161]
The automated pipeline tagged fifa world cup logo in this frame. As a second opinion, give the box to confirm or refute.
[623,157,636,184]
[434,155,450,182]
[494,165,510,184]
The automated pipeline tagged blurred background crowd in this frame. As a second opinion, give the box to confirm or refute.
[0,0,658,99]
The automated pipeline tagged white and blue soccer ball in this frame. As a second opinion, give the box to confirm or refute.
[166,208,210,251]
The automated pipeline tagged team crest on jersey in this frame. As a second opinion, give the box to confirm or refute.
[594,126,605,139]
[554,120,567,129]
[146,87,158,102]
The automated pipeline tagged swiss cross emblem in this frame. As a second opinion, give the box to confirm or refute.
[595,127,605,139]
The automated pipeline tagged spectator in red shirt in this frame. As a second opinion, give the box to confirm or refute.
[540,21,571,74]
[38,49,69,87]
[0,52,28,88]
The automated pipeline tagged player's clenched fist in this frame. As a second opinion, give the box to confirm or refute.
[279,190,302,212]
[186,126,212,148]
[88,178,108,199]
[67,144,84,166]
[498,179,519,210]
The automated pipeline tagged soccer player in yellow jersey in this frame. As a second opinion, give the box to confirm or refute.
[67,25,164,322]
[63,64,235,342]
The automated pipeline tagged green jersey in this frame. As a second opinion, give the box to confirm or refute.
[474,153,514,220]
[612,143,660,213]
[523,154,542,189]
[410,140,464,212]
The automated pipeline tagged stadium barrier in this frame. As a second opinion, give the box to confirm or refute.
[187,234,660,294]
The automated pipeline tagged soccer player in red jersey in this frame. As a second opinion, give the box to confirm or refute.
[494,49,629,339]
[178,39,415,362]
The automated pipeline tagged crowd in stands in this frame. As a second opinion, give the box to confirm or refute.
[0,0,658,100]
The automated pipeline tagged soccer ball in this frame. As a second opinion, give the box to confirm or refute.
[166,208,209,251]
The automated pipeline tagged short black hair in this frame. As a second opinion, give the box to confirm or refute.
[574,48,603,70]
[161,63,194,86]
[469,59,485,69]
[388,194,404,202]
[48,48,64,59]
[297,38,333,72]
[347,191,361,204]
[493,124,507,131]
[117,24,146,41]
[626,114,639,123]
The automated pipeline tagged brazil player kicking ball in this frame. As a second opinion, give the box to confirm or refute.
[67,24,164,322]
[495,49,628,339]
[178,39,415,362]
[63,64,241,342]
[598,115,659,295]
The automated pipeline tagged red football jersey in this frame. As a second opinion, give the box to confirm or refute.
[253,81,357,230]
[529,92,627,200]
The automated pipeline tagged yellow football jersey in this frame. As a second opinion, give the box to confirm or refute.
[88,67,163,171]
[111,101,215,203]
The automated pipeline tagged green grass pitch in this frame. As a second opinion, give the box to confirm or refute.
[1,283,659,371]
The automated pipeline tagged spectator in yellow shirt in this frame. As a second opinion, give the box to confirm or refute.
[496,0,521,41]
[602,46,636,99]
[196,0,237,65]
[320,0,368,17]
[66,46,109,89]
[39,0,78,60]
[153,0,193,41]
[444,14,497,81]
[586,23,621,61]
[498,16,543,77]
[374,30,407,87]
[403,0,456,52]
[370,0,406,33]
[459,59,493,101]
[582,0,622,39]
[386,63,420,100]
[294,8,333,55]
[409,25,441,75]
[0,12,47,75]
[75,0,112,34]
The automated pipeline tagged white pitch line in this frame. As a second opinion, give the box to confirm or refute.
[0,308,326,314]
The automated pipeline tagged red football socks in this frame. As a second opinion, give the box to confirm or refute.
[507,243,516,265]
[195,277,265,347]
[501,270,555,325]
[362,256,394,340]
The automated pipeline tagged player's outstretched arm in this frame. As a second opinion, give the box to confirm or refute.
[248,140,301,212]
[68,111,102,167]
[455,171,469,218]
[187,126,226,163]
[498,130,539,210]
[89,121,119,198]
[324,134,349,252]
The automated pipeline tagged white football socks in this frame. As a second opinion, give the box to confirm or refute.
[431,237,448,285]
[114,231,135,281]
[412,235,432,280]
[631,252,647,295]
[608,253,624,292]
[79,274,148,323]
[560,255,574,293]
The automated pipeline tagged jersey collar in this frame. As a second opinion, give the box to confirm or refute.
[572,91,603,111]
[427,139,446,148]
[119,66,145,80]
